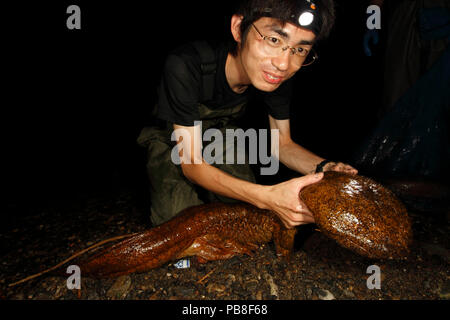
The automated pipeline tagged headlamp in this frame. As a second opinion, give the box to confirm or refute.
[291,0,322,35]
[253,0,323,36]
[298,11,315,27]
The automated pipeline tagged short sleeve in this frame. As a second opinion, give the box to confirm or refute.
[156,52,202,127]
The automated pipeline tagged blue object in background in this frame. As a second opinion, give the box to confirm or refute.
[363,29,380,57]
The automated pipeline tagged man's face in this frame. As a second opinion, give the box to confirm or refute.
[239,17,316,92]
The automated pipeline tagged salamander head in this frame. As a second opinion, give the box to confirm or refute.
[301,171,413,259]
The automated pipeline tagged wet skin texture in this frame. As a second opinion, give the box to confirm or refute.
[80,172,412,278]
[301,172,412,259]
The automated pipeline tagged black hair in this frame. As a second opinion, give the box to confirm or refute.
[230,0,336,55]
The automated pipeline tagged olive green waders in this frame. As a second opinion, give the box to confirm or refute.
[137,102,256,226]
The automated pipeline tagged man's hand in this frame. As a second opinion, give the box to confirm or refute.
[264,173,324,229]
[321,161,358,175]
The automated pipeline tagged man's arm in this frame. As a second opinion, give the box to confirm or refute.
[174,124,267,208]
[173,123,323,228]
[269,115,358,175]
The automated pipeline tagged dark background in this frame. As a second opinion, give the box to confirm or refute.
[3,1,384,219]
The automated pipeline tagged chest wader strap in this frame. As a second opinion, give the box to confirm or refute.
[192,41,217,102]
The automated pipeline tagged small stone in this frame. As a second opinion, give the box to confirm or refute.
[256,290,263,300]
[227,274,236,282]
[317,289,335,300]
[285,271,292,280]
[343,289,356,299]
[245,280,259,291]
[207,283,227,294]
[263,273,278,299]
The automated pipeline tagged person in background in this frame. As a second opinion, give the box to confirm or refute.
[358,0,450,181]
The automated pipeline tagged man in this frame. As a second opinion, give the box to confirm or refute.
[138,0,357,229]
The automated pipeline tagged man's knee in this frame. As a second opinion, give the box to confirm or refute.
[150,182,204,226]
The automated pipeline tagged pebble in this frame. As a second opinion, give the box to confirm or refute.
[263,273,279,299]
[342,289,356,299]
[285,271,291,281]
[226,274,236,285]
[317,289,335,300]
[256,290,263,300]
[206,283,227,294]
[245,280,259,291]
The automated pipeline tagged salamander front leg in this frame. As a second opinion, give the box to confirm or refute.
[177,234,259,263]
[274,228,297,262]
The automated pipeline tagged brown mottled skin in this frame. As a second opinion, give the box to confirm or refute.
[80,172,413,278]
[80,203,295,278]
[301,172,413,259]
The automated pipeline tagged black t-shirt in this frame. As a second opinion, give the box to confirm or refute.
[156,41,293,127]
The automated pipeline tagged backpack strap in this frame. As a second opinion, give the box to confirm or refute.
[192,41,217,102]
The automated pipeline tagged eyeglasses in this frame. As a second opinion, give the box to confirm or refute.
[252,24,318,67]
